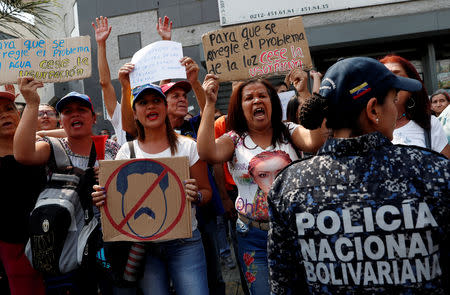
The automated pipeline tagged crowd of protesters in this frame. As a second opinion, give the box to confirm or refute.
[0,13,448,295]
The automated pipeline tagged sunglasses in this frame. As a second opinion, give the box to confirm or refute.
[38,110,57,118]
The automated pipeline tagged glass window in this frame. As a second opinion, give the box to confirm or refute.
[434,36,450,90]
[118,32,141,60]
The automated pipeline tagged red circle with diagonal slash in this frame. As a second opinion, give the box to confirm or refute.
[103,159,186,241]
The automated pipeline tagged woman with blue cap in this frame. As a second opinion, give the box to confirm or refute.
[14,77,119,294]
[92,63,212,295]
[267,57,450,294]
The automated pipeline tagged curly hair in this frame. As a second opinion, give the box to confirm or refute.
[300,89,389,137]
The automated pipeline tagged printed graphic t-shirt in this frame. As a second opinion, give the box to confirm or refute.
[438,104,450,144]
[225,122,299,221]
[115,136,200,231]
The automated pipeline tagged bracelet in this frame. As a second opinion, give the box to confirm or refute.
[194,191,203,205]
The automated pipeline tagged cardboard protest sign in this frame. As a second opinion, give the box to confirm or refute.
[0,36,91,84]
[129,41,186,89]
[202,16,312,82]
[99,157,191,242]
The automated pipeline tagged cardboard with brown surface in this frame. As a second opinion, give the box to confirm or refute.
[0,36,91,84]
[202,16,312,82]
[99,157,191,242]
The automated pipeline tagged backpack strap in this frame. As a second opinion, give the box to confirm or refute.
[48,137,71,170]
[128,141,136,159]
[424,128,432,150]
[88,142,97,168]
[48,137,97,169]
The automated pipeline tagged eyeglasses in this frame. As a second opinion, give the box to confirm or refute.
[38,110,57,118]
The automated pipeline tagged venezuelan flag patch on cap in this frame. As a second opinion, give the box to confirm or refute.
[350,82,371,99]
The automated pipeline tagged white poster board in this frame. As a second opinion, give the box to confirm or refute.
[130,41,186,89]
[218,0,411,26]
[279,90,296,121]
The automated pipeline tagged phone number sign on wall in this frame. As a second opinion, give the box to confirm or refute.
[218,0,411,26]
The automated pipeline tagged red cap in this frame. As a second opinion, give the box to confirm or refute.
[160,81,192,95]
[0,85,17,101]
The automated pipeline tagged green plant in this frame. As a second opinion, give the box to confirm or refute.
[0,0,60,38]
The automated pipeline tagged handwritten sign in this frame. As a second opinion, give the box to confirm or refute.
[202,16,312,82]
[129,41,186,89]
[218,0,412,25]
[0,36,91,84]
[99,157,191,242]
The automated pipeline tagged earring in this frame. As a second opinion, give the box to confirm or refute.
[407,97,416,109]
[376,118,379,124]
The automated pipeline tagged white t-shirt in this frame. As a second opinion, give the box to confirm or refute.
[225,122,300,221]
[392,115,448,153]
[438,105,450,144]
[106,102,127,146]
[115,135,200,231]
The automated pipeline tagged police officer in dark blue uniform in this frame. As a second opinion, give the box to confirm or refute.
[268,57,450,295]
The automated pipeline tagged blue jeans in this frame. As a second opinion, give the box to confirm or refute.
[216,215,231,258]
[139,229,208,295]
[236,220,269,295]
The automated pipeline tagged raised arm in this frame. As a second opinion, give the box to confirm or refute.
[119,63,137,137]
[157,16,173,86]
[287,67,311,103]
[197,74,234,164]
[36,128,67,138]
[291,119,329,154]
[14,77,51,165]
[157,16,172,41]
[310,70,323,94]
[92,16,117,118]
[180,56,206,113]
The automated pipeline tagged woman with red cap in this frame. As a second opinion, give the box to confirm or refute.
[0,85,46,295]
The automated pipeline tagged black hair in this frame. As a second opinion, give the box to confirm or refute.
[228,79,292,147]
[132,95,178,155]
[300,88,390,136]
[274,81,288,89]
[286,97,300,124]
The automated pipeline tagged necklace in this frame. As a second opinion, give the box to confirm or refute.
[397,113,406,121]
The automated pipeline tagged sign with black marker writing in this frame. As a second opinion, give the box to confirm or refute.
[202,17,312,82]
[0,36,91,84]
